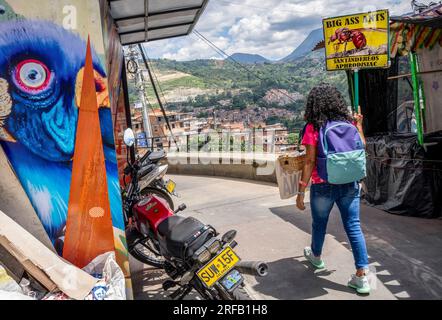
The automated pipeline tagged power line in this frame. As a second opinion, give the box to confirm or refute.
[215,0,274,10]
[144,52,171,111]
[214,0,313,15]
[193,29,301,104]
[143,49,188,150]
[138,44,180,151]
[134,61,168,146]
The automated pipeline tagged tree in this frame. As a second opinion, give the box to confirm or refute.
[287,133,298,145]
[232,95,246,110]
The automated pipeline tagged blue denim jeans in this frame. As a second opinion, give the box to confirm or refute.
[310,181,369,270]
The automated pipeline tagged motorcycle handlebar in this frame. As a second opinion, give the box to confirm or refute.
[139,150,151,165]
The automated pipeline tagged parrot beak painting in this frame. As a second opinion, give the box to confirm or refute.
[0,18,124,256]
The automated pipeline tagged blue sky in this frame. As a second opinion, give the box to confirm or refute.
[145,0,418,61]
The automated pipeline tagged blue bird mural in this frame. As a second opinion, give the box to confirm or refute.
[0,19,124,253]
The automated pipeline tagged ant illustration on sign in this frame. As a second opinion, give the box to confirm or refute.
[328,28,367,55]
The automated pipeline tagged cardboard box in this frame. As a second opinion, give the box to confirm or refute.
[0,210,98,300]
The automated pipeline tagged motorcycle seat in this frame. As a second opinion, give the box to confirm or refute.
[158,216,213,259]
[148,150,166,162]
[157,215,187,237]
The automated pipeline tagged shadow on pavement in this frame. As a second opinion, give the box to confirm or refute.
[131,267,202,300]
[251,256,355,300]
[269,203,442,300]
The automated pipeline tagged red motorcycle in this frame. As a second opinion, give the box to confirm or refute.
[122,129,268,300]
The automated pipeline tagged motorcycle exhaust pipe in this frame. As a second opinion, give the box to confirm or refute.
[235,261,269,277]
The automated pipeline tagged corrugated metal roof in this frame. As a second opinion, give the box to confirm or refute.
[391,4,442,28]
[109,0,209,45]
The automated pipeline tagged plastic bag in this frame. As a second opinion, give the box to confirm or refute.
[0,266,34,300]
[82,252,125,300]
[0,266,22,294]
[0,290,34,300]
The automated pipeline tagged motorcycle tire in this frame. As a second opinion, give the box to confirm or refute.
[231,285,252,300]
[140,187,175,211]
[130,238,165,269]
[216,284,252,300]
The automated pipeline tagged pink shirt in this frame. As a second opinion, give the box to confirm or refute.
[301,123,325,184]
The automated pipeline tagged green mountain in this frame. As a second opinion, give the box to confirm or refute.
[280,28,324,62]
[131,49,349,123]
[228,53,270,64]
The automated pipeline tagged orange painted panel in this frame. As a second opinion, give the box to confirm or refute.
[62,37,115,268]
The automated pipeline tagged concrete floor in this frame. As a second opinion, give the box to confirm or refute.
[130,174,442,300]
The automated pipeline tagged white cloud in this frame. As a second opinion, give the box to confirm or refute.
[144,0,422,61]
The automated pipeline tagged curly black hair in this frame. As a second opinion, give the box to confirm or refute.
[304,83,352,130]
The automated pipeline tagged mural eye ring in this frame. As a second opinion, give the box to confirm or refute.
[14,59,52,93]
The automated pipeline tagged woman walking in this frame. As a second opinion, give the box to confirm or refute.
[296,83,370,294]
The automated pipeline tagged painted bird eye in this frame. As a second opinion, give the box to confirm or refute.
[14,59,51,93]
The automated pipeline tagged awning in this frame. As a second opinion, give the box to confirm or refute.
[390,5,442,57]
[391,4,442,28]
[109,0,209,45]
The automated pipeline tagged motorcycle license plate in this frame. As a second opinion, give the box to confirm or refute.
[220,269,243,291]
[165,180,176,193]
[197,247,240,288]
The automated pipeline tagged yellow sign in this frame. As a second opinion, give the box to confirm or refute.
[323,10,390,71]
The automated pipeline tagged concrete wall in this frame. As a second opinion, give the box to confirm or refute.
[166,152,278,184]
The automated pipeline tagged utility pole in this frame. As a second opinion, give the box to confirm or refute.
[125,45,153,148]
[138,43,179,151]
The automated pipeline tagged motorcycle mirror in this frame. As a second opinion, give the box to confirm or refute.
[123,128,135,147]
[222,230,237,243]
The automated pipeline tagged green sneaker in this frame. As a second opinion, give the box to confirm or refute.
[304,247,325,269]
[348,274,371,294]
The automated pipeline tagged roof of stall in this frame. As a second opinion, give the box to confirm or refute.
[391,4,442,28]
[109,0,209,45]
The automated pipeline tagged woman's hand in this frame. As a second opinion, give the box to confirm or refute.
[296,193,305,211]
[353,105,363,129]
[353,105,366,146]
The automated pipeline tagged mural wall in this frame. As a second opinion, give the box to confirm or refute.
[99,0,129,182]
[0,0,131,296]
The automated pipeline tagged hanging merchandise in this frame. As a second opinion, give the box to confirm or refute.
[390,22,442,58]
[417,44,442,134]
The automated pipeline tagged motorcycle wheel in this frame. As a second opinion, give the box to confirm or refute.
[217,284,252,300]
[140,187,175,211]
[231,286,252,300]
[130,238,165,269]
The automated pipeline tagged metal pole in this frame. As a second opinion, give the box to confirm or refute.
[353,69,359,112]
[409,52,424,146]
[127,44,153,149]
[137,71,153,148]
[121,61,136,163]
